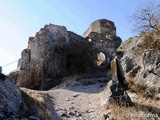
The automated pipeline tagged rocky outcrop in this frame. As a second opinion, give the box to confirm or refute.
[100,80,132,106]
[0,75,42,119]
[10,19,122,90]
[0,77,22,114]
[15,24,70,89]
[137,49,160,91]
[118,32,160,96]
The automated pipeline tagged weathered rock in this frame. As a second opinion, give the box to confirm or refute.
[14,24,70,89]
[136,49,160,91]
[17,49,30,70]
[10,19,122,90]
[0,76,43,119]
[0,66,2,73]
[101,114,113,120]
[28,116,41,120]
[83,19,116,38]
[83,19,122,69]
[8,69,19,83]
[0,110,41,120]
[118,32,160,95]
[0,73,6,81]
[100,80,132,106]
[109,56,128,91]
[0,77,22,113]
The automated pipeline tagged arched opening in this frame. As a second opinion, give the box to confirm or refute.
[96,52,106,66]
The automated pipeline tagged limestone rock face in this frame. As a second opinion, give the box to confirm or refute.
[0,77,22,113]
[15,24,70,89]
[10,19,122,90]
[118,32,160,95]
[137,49,160,89]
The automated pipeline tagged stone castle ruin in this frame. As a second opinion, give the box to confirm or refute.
[10,19,123,90]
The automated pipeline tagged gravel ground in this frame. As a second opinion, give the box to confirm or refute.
[48,77,108,120]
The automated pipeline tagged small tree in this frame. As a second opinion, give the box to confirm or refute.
[130,1,160,33]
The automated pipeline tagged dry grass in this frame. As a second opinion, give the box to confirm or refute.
[140,32,160,51]
[20,88,55,120]
[104,95,160,120]
[103,76,160,120]
[126,77,159,99]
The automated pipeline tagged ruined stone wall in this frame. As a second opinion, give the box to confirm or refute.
[10,19,122,90]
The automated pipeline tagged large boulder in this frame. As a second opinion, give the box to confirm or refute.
[100,79,132,106]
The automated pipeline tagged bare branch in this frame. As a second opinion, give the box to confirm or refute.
[129,1,160,33]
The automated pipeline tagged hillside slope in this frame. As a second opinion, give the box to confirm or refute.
[118,32,160,97]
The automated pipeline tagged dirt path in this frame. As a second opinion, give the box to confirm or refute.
[48,77,108,120]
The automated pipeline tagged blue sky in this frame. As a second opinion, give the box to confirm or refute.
[0,0,156,73]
